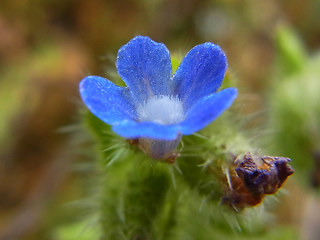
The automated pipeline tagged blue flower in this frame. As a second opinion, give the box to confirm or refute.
[80,36,237,160]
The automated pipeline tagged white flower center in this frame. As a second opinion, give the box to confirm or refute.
[137,96,185,125]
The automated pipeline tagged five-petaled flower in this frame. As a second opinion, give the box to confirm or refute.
[79,36,237,160]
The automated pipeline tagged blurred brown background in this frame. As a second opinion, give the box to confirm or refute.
[0,0,320,239]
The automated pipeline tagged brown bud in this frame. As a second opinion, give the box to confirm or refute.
[222,153,294,211]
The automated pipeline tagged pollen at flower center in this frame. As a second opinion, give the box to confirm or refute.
[137,96,185,125]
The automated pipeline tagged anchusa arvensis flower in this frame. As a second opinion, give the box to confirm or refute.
[79,36,237,160]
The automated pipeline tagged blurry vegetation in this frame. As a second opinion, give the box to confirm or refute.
[270,26,320,186]
[0,0,320,240]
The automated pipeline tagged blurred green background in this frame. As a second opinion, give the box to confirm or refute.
[1,0,320,239]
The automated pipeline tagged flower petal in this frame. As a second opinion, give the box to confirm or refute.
[79,76,137,124]
[173,43,228,108]
[179,88,237,135]
[116,36,172,104]
[112,121,180,140]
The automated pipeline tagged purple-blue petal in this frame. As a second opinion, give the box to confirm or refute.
[112,121,180,140]
[116,36,173,104]
[179,88,237,135]
[79,76,137,124]
[173,43,228,109]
